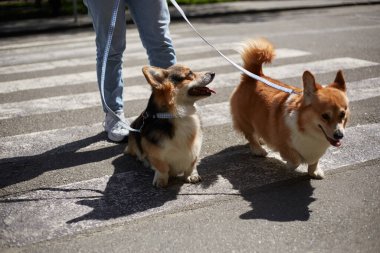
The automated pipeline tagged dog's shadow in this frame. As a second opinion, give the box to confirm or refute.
[68,144,315,224]
[198,145,316,222]
[67,153,184,223]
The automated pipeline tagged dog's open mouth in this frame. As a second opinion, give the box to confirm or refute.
[188,86,216,96]
[318,125,341,147]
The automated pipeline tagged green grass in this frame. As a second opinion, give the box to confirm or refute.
[174,0,238,4]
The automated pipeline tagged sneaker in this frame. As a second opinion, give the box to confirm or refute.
[103,111,130,142]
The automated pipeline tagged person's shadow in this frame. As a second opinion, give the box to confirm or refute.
[0,132,121,189]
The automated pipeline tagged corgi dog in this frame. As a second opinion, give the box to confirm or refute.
[230,39,349,179]
[125,64,215,187]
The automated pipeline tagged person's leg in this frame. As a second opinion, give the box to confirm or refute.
[126,0,176,68]
[84,0,126,113]
[84,0,130,142]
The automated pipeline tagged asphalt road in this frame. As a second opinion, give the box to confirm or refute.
[1,5,380,253]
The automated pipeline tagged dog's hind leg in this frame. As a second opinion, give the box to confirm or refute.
[233,117,267,157]
[246,133,268,157]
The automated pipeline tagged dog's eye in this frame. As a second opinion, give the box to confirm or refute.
[171,75,184,83]
[187,71,194,79]
[339,111,345,119]
[321,113,330,121]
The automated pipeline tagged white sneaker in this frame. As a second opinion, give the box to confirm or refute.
[103,111,130,142]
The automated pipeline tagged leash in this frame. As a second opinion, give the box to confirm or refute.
[100,0,177,134]
[100,0,298,135]
[169,0,298,95]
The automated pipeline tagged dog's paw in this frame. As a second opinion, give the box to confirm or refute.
[308,168,325,179]
[141,158,150,168]
[258,138,266,145]
[152,172,169,188]
[286,161,300,170]
[185,174,202,184]
[251,146,268,157]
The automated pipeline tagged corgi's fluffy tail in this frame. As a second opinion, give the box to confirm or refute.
[240,38,275,76]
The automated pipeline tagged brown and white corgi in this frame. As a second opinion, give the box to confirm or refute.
[230,39,349,179]
[125,64,215,187]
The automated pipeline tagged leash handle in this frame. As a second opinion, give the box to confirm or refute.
[169,0,298,95]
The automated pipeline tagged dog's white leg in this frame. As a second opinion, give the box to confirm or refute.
[152,170,169,188]
[247,134,267,157]
[184,157,201,183]
[150,158,170,187]
[286,161,300,170]
[184,166,202,184]
[308,162,325,179]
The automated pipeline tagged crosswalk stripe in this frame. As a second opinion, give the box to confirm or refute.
[0,43,239,75]
[214,58,379,88]
[0,45,309,75]
[262,57,379,79]
[0,36,206,67]
[0,60,378,120]
[1,72,379,158]
[0,48,311,93]
[0,86,150,120]
[0,102,231,159]
[0,35,96,51]
[0,32,148,57]
[347,77,380,102]
[1,121,379,246]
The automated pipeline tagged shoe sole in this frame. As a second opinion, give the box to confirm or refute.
[107,131,129,142]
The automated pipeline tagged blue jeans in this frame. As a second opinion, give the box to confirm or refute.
[84,0,177,113]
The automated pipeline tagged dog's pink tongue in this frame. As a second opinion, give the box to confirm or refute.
[330,139,342,147]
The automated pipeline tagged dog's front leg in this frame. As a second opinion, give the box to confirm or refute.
[308,161,325,179]
[184,158,201,184]
[150,158,170,187]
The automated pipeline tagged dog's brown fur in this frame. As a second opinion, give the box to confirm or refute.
[125,64,215,187]
[230,39,349,178]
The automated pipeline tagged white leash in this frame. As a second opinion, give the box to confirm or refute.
[100,0,298,135]
[169,0,298,95]
[100,0,177,134]
[99,0,141,133]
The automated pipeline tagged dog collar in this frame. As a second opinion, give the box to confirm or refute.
[142,111,177,119]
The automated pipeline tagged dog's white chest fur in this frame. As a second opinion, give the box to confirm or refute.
[163,114,202,173]
[285,110,329,164]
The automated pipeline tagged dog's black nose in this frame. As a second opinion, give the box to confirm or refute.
[333,130,344,140]
[208,72,215,82]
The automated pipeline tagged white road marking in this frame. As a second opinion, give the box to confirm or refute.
[0,86,150,120]
[1,122,379,247]
[0,45,309,75]
[0,48,312,93]
[1,73,380,158]
[0,37,203,67]
[0,61,378,120]
[261,57,379,80]
[346,77,380,102]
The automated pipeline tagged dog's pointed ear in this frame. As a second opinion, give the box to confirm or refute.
[329,70,346,92]
[302,70,317,104]
[142,66,168,89]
